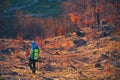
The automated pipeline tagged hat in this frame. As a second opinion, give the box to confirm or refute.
[31,41,36,46]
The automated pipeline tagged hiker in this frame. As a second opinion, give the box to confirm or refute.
[25,41,40,74]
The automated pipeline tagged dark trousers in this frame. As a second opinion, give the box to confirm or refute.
[28,58,37,73]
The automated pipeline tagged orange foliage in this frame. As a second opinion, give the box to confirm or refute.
[17,33,23,41]
[57,26,64,36]
[64,39,71,51]
[106,16,114,24]
[85,29,98,40]
[115,26,120,36]
[69,13,79,24]
[36,36,45,50]
[83,19,89,25]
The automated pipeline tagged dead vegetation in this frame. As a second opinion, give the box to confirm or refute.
[0,25,120,80]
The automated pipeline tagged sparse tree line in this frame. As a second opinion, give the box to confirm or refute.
[0,11,73,39]
[0,0,120,39]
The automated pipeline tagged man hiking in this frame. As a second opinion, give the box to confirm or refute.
[25,41,40,74]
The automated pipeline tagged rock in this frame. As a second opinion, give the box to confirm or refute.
[44,78,53,80]
[0,55,6,61]
[101,54,108,59]
[101,25,115,34]
[14,66,25,69]
[1,48,15,54]
[70,64,76,69]
[1,49,9,54]
[68,47,77,51]
[103,59,108,64]
[95,63,101,68]
[101,25,111,31]
[110,37,120,42]
[111,61,120,67]
[100,52,110,60]
[75,30,85,37]
[73,39,87,47]
[0,39,7,42]
[0,57,5,61]
[44,64,55,72]
[79,71,87,78]
[97,59,101,63]
[82,58,88,63]
[99,32,108,38]
[10,72,18,75]
[17,56,25,62]
[93,51,97,55]
[53,52,60,55]
[101,20,107,25]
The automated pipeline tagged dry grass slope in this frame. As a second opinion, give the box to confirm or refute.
[0,27,120,80]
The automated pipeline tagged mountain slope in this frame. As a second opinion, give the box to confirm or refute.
[0,24,120,80]
[2,0,63,17]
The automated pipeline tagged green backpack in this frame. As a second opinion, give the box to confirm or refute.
[30,48,39,60]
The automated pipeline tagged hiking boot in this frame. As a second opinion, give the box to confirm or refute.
[32,69,36,74]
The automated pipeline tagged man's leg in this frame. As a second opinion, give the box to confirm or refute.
[28,59,33,70]
[32,60,36,73]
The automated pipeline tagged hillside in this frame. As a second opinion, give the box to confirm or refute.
[0,0,120,39]
[2,0,63,17]
[0,24,120,80]
[0,0,120,79]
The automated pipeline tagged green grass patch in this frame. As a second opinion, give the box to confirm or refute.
[10,0,32,7]
[24,1,63,16]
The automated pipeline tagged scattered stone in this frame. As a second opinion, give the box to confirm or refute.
[97,59,101,63]
[73,39,87,47]
[44,77,53,80]
[95,63,101,68]
[10,72,18,75]
[70,64,76,69]
[101,20,107,25]
[44,64,55,72]
[101,54,108,59]
[93,51,97,55]
[17,56,25,62]
[1,48,11,54]
[0,39,7,42]
[103,59,108,64]
[82,58,88,63]
[75,30,85,37]
[0,55,6,61]
[110,37,120,42]
[79,71,87,78]
[105,76,112,80]
[102,25,114,31]
[99,32,108,38]
[111,61,120,67]
[53,52,60,55]
[68,47,77,51]
[1,47,15,54]
[14,66,25,69]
